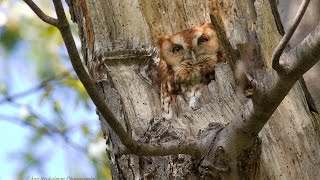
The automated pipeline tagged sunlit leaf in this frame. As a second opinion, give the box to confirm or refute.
[103,167,112,180]
[53,100,62,114]
[97,131,104,138]
[39,26,58,38]
[39,84,53,104]
[24,152,39,165]
[62,76,86,93]
[31,127,48,144]
[0,1,107,178]
[81,123,90,135]
[93,158,112,180]
[0,82,8,95]
[24,114,39,126]
[17,169,27,180]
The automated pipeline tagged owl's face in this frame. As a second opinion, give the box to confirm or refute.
[157,23,222,119]
[157,23,220,69]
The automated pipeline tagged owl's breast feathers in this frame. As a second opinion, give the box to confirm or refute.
[158,55,218,97]
[175,55,217,84]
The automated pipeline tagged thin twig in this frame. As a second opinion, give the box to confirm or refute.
[0,71,69,104]
[50,0,198,156]
[4,99,94,153]
[6,100,62,133]
[271,0,310,72]
[0,114,85,152]
[268,0,285,36]
[23,0,320,159]
[23,0,59,27]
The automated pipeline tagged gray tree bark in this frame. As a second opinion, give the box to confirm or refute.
[278,0,320,112]
[68,0,320,179]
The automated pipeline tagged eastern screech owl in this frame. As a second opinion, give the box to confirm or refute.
[157,23,223,119]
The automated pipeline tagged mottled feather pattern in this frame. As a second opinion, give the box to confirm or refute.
[157,23,222,119]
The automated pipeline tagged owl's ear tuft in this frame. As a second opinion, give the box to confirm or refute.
[156,36,170,47]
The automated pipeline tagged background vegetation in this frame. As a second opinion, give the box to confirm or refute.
[0,1,111,179]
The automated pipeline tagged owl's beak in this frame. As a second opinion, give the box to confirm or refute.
[191,51,197,62]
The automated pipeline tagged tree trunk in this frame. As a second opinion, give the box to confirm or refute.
[68,0,320,179]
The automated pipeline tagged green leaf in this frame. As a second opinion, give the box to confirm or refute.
[17,169,27,180]
[53,100,62,114]
[0,82,8,95]
[23,152,39,165]
[39,84,53,104]
[81,123,90,135]
[62,76,86,93]
[31,127,48,144]
[0,25,21,53]
[24,114,39,126]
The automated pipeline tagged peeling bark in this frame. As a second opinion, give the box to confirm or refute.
[68,0,320,179]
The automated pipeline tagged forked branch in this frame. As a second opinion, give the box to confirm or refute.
[23,0,58,26]
[24,0,198,156]
[271,0,310,73]
[25,0,320,161]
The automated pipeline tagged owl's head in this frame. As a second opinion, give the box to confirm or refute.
[157,23,221,69]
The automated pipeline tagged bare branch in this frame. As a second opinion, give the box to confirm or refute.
[198,12,320,176]
[25,0,320,160]
[286,24,320,77]
[215,23,320,169]
[122,140,199,156]
[272,0,310,72]
[23,0,59,27]
[50,0,198,156]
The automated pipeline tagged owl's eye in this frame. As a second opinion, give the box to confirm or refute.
[198,36,209,44]
[171,45,183,53]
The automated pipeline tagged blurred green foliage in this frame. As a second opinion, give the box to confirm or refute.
[0,23,21,52]
[0,1,111,179]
